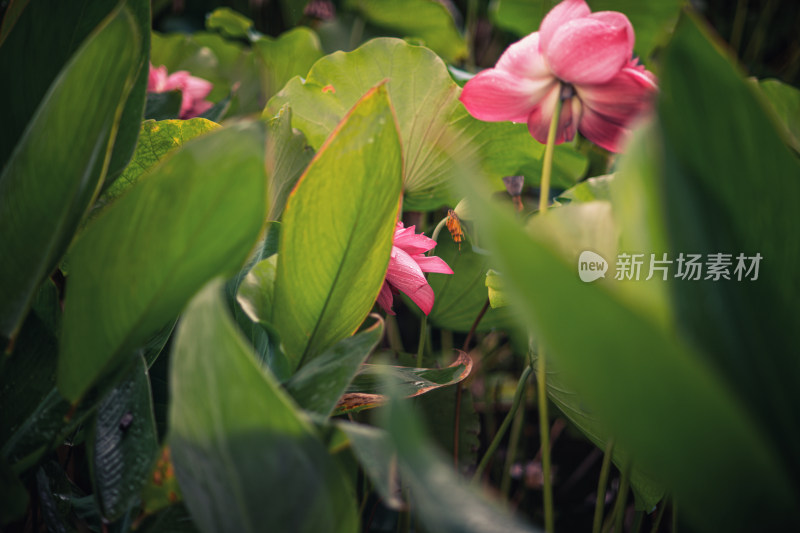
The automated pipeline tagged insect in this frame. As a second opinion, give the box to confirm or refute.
[119,412,134,431]
[446,209,464,250]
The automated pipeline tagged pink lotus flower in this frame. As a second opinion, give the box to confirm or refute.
[459,0,657,152]
[147,63,214,119]
[377,222,453,315]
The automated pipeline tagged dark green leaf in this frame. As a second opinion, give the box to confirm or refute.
[380,392,541,533]
[88,354,158,520]
[144,91,183,120]
[58,122,267,402]
[105,0,151,187]
[170,279,359,533]
[426,236,510,332]
[655,14,800,522]
[286,315,384,417]
[758,79,800,152]
[136,504,200,533]
[0,0,149,177]
[0,458,27,525]
[337,422,404,510]
[271,84,403,369]
[0,5,141,341]
[415,386,481,475]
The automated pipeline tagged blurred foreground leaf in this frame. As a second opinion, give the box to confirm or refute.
[58,122,267,402]
[170,280,358,533]
[0,6,141,341]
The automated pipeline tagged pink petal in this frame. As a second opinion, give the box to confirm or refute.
[576,66,656,123]
[148,64,168,92]
[413,255,454,275]
[574,66,656,151]
[376,282,396,315]
[163,70,191,92]
[575,107,628,152]
[525,85,582,145]
[386,248,435,315]
[406,283,435,315]
[182,75,213,101]
[495,32,551,82]
[393,229,436,255]
[588,11,635,47]
[546,17,633,85]
[181,99,213,119]
[539,0,591,53]
[460,68,557,123]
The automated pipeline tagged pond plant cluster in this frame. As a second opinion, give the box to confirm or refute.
[1,0,799,532]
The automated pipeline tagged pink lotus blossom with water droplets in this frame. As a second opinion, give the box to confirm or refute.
[459,0,657,152]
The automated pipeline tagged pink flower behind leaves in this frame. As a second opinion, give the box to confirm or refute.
[459,0,657,153]
[377,222,453,316]
[147,63,214,119]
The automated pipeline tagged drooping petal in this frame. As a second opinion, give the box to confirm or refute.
[539,0,591,53]
[525,85,581,145]
[546,17,633,85]
[386,247,435,315]
[495,32,551,82]
[376,282,396,315]
[575,107,629,153]
[405,282,435,315]
[460,68,557,123]
[576,66,656,123]
[413,255,454,275]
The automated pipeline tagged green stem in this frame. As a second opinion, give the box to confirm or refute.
[465,0,478,71]
[592,439,615,533]
[472,366,532,483]
[537,347,554,533]
[631,510,644,533]
[611,461,631,533]
[539,94,564,214]
[501,399,526,498]
[349,15,365,50]
[385,315,405,353]
[536,91,563,533]
[441,328,453,355]
[430,215,449,248]
[649,499,668,533]
[729,0,749,53]
[416,315,427,367]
